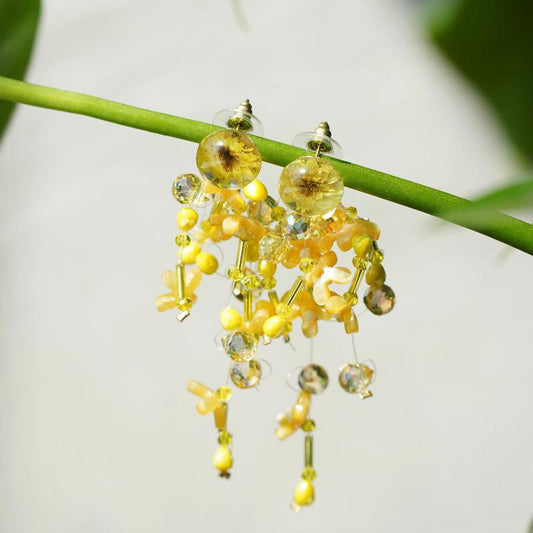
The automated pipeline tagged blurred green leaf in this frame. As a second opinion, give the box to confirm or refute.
[439,177,533,228]
[0,0,40,142]
[428,0,533,162]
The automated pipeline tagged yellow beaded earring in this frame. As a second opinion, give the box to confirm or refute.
[155,110,397,502]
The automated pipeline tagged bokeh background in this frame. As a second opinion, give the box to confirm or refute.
[1,1,532,532]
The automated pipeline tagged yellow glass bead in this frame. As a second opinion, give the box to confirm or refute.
[343,292,358,306]
[352,234,373,258]
[177,207,198,231]
[293,478,314,506]
[213,445,233,473]
[180,241,201,264]
[216,386,232,401]
[261,277,277,290]
[196,129,262,190]
[258,259,277,278]
[271,205,287,221]
[302,466,317,481]
[220,307,243,330]
[218,430,233,446]
[227,266,244,281]
[352,256,369,269]
[281,246,300,269]
[342,307,359,333]
[299,257,317,273]
[196,251,219,275]
[279,156,344,217]
[175,233,192,247]
[366,262,386,287]
[177,297,193,311]
[242,274,261,290]
[301,419,316,432]
[263,315,285,338]
[372,248,385,263]
[345,206,358,223]
[185,268,202,296]
[243,179,268,201]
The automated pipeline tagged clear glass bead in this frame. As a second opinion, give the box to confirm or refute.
[171,174,208,205]
[258,232,290,262]
[298,364,329,394]
[338,362,374,394]
[279,156,344,217]
[363,284,396,315]
[229,360,262,389]
[222,330,259,362]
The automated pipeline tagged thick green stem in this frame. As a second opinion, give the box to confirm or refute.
[0,75,531,255]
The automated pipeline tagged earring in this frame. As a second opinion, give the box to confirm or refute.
[276,363,328,510]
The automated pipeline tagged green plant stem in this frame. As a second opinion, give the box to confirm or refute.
[0,75,531,255]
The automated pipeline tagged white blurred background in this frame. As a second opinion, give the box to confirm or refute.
[1,1,532,532]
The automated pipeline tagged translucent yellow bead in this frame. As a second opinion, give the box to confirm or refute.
[218,430,233,446]
[372,248,384,263]
[175,233,192,247]
[271,206,286,221]
[185,268,202,296]
[196,129,262,190]
[293,478,314,506]
[299,257,317,273]
[261,277,277,290]
[258,259,277,278]
[302,466,317,481]
[180,241,201,264]
[213,445,233,473]
[352,234,373,257]
[216,386,232,401]
[366,262,386,287]
[301,419,316,432]
[263,315,285,338]
[177,207,198,231]
[242,274,261,290]
[342,307,359,333]
[220,307,243,330]
[196,251,219,275]
[227,266,244,281]
[247,241,260,262]
[243,179,268,201]
[279,156,344,217]
[177,297,193,311]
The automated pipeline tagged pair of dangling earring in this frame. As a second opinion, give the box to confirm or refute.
[155,99,396,509]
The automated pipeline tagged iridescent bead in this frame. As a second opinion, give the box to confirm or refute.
[281,212,309,241]
[196,129,261,190]
[338,362,374,394]
[230,360,262,389]
[172,173,204,205]
[363,284,396,315]
[258,233,290,262]
[222,330,259,361]
[298,364,329,394]
[278,156,344,217]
